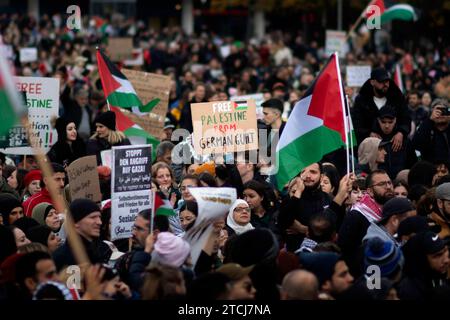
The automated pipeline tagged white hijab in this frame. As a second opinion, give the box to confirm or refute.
[226,199,254,235]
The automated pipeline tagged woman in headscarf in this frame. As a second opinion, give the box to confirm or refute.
[226,199,254,237]
[26,225,61,254]
[47,117,86,167]
[87,111,131,165]
[357,137,388,175]
[0,193,24,226]
[2,165,18,191]
[31,203,65,242]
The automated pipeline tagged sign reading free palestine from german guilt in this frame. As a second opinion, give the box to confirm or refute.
[191,100,258,155]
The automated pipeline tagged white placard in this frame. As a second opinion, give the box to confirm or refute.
[19,47,38,63]
[0,76,59,155]
[346,65,372,87]
[325,30,348,57]
[110,144,152,241]
[183,187,237,266]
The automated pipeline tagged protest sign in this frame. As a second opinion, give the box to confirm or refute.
[121,69,171,139]
[67,156,102,203]
[0,77,59,155]
[220,45,230,58]
[19,47,38,63]
[183,187,236,266]
[107,38,133,61]
[325,30,348,57]
[191,100,258,155]
[1,44,13,60]
[231,93,264,119]
[346,65,371,87]
[110,144,152,241]
[101,150,112,168]
[123,48,144,66]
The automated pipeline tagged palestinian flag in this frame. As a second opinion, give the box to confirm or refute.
[393,63,405,94]
[380,4,418,24]
[0,45,27,136]
[153,191,176,217]
[96,49,157,114]
[364,0,385,18]
[110,106,159,160]
[363,0,418,24]
[234,100,248,111]
[275,53,347,190]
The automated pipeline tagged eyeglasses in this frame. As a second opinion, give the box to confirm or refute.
[234,207,251,213]
[370,181,393,188]
[132,224,148,232]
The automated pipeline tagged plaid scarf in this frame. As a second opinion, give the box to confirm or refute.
[351,194,382,223]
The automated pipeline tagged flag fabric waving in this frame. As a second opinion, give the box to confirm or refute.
[365,0,385,18]
[153,191,176,217]
[275,53,347,190]
[96,49,156,113]
[363,0,418,24]
[110,106,159,159]
[380,4,418,24]
[0,43,27,136]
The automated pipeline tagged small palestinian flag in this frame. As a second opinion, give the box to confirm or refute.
[234,100,248,111]
[153,191,176,216]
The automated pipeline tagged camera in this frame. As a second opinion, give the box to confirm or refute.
[438,107,450,116]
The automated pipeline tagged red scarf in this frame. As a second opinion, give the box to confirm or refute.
[351,193,382,223]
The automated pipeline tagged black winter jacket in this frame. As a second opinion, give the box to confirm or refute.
[352,79,410,145]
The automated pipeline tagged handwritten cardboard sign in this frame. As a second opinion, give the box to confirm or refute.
[231,93,264,120]
[120,69,171,139]
[67,156,102,203]
[107,38,133,61]
[191,99,258,155]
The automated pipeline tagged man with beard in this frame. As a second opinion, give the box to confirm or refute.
[278,163,333,252]
[338,169,395,277]
[352,68,411,152]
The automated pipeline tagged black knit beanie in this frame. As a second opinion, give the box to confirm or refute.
[94,111,116,131]
[69,198,100,223]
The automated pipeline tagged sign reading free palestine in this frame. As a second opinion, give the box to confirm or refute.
[191,99,258,156]
[0,76,59,155]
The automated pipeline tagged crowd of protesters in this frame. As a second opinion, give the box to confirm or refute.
[0,12,449,301]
